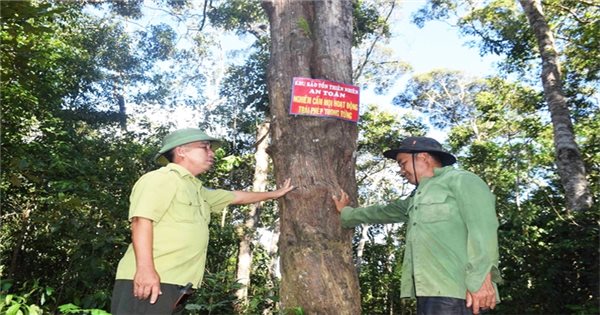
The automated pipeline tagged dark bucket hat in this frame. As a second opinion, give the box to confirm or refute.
[383,136,456,166]
[154,128,221,165]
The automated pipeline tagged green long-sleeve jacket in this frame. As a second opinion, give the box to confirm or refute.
[341,166,502,300]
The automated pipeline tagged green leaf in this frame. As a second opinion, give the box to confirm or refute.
[58,303,80,312]
[6,303,21,315]
[27,304,43,315]
[45,286,54,296]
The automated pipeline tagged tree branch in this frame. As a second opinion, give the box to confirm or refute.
[555,4,593,24]
[352,1,396,82]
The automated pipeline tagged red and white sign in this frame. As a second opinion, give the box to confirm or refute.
[289,77,360,122]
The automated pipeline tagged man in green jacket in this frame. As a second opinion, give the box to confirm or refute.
[111,128,294,314]
[333,136,501,315]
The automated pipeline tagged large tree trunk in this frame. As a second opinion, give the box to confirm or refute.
[518,0,593,211]
[234,121,271,310]
[262,0,361,313]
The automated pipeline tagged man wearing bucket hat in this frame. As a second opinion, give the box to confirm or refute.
[332,136,501,315]
[111,128,294,314]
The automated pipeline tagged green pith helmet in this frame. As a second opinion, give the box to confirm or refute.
[154,128,222,165]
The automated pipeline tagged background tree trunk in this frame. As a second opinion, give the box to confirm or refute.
[518,0,593,211]
[234,121,271,310]
[262,0,361,313]
[355,224,369,272]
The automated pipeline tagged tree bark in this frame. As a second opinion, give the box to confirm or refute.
[262,0,361,313]
[263,219,281,315]
[234,121,271,310]
[116,93,127,131]
[518,0,593,211]
[8,206,31,279]
[355,224,369,272]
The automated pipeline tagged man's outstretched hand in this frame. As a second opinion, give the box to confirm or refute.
[331,189,350,213]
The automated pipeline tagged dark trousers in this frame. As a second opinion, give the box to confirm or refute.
[111,280,186,315]
[417,297,477,315]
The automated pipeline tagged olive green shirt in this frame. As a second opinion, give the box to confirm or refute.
[115,163,235,288]
[341,166,501,300]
